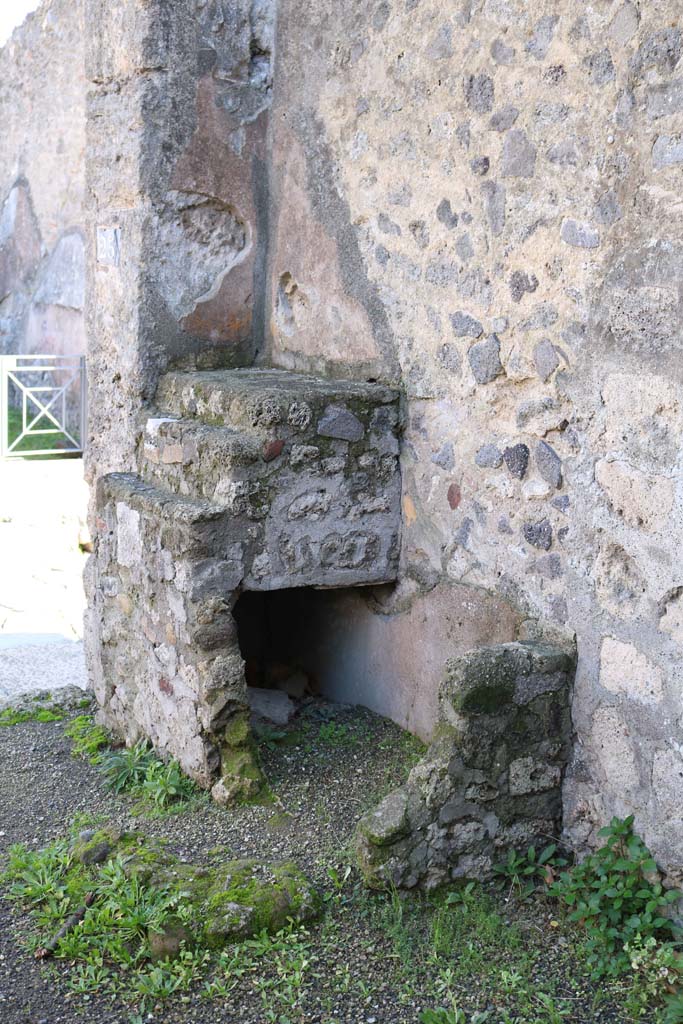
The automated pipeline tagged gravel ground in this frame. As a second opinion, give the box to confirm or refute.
[0,701,653,1024]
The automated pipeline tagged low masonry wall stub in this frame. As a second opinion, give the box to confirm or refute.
[356,641,575,890]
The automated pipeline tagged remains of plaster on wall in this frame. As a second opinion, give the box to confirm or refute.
[599,636,664,705]
[595,458,674,533]
[155,192,249,321]
[115,503,142,570]
[594,542,647,619]
[275,272,311,337]
[659,587,683,644]
[606,286,680,354]
[601,373,683,467]
[590,706,640,793]
[33,231,85,311]
[0,181,42,306]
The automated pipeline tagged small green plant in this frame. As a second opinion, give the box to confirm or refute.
[663,991,683,1024]
[98,741,199,810]
[623,933,681,1017]
[444,881,477,907]
[534,991,571,1022]
[317,721,349,744]
[2,831,204,1007]
[420,1007,466,1024]
[499,968,524,992]
[139,758,197,809]
[550,816,680,978]
[493,843,566,899]
[0,705,65,726]
[99,741,157,794]
[326,863,352,895]
[65,715,110,764]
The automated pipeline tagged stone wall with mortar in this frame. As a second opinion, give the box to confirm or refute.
[76,0,683,881]
[264,0,683,883]
[0,0,86,357]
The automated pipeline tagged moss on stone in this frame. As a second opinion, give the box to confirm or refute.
[451,680,515,715]
[222,711,251,748]
[213,717,266,806]
[202,859,320,947]
[72,827,121,865]
[66,826,320,952]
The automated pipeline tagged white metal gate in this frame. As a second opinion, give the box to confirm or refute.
[0,354,86,459]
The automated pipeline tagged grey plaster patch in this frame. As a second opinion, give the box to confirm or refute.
[155,192,248,320]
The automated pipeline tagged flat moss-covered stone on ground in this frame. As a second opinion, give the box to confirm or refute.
[65,827,322,950]
[204,859,320,945]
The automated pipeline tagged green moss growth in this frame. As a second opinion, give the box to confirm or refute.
[65,715,110,763]
[222,711,251,747]
[453,681,515,716]
[72,827,121,865]
[203,859,321,947]
[0,706,66,727]
[216,717,266,805]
